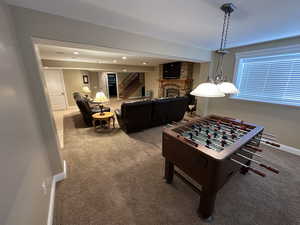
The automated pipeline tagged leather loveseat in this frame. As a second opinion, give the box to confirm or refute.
[73,92,110,127]
[115,96,188,133]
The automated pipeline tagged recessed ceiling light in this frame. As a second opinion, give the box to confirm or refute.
[142,62,148,65]
[122,56,127,60]
[44,67,49,69]
[113,60,117,63]
[122,68,127,72]
[73,51,79,55]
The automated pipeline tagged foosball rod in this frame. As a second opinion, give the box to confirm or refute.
[208,118,278,142]
[245,145,263,152]
[177,126,225,151]
[187,124,269,155]
[177,125,266,156]
[181,126,256,154]
[200,120,280,147]
[235,153,279,174]
[207,118,250,132]
[193,122,243,143]
[249,139,280,148]
[207,118,277,142]
[184,124,263,153]
[230,158,266,177]
[197,121,244,139]
[240,148,263,158]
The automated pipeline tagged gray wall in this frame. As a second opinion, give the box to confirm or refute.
[0,2,59,225]
[205,37,300,149]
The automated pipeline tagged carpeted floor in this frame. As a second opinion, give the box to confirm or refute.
[54,103,300,225]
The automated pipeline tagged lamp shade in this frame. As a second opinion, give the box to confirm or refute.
[94,91,108,103]
[217,82,239,94]
[191,82,225,97]
[82,86,91,93]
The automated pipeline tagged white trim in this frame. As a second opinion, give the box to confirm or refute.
[47,160,67,225]
[235,44,300,58]
[116,73,120,100]
[59,69,69,109]
[43,69,69,110]
[262,143,300,156]
[231,44,300,108]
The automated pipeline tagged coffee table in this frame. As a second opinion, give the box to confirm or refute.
[92,112,115,130]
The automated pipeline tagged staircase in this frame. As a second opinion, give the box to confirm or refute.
[119,72,144,99]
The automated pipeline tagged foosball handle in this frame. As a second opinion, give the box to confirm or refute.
[260,164,280,174]
[265,141,280,148]
[249,168,266,177]
[246,146,263,152]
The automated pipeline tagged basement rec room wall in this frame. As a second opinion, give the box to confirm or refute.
[205,36,300,149]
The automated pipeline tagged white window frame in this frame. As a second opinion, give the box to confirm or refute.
[231,44,300,108]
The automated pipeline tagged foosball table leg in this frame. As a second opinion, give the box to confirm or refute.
[240,160,251,175]
[164,159,174,184]
[198,189,217,222]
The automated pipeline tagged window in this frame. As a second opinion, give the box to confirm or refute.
[232,46,300,107]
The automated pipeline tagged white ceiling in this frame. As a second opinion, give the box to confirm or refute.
[6,0,300,49]
[38,44,174,66]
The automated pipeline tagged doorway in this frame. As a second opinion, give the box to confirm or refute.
[43,69,67,110]
[107,73,118,98]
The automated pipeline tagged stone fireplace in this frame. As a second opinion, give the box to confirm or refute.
[159,62,193,97]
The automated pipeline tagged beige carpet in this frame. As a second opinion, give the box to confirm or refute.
[54,104,300,225]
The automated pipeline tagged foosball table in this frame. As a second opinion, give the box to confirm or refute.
[162,115,280,221]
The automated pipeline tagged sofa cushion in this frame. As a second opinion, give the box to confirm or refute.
[165,96,188,122]
[120,100,153,132]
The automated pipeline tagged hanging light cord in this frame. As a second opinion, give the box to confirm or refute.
[214,10,231,82]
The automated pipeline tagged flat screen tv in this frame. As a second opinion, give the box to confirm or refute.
[163,62,181,79]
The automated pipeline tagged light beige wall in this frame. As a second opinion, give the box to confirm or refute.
[206,37,300,149]
[0,2,58,225]
[63,70,89,106]
[193,62,211,116]
[145,66,160,98]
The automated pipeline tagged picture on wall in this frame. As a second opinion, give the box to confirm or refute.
[83,75,89,84]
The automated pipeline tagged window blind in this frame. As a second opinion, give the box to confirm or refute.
[232,53,300,107]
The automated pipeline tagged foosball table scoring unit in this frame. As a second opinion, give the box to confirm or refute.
[162,115,280,221]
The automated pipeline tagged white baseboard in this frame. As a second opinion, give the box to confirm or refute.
[47,160,67,225]
[262,143,300,156]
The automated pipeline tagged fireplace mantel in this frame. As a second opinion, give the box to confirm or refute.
[159,79,193,83]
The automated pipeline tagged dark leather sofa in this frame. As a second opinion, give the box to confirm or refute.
[115,96,188,133]
[73,92,110,127]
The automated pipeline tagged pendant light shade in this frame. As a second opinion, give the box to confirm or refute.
[191,82,225,97]
[217,82,239,94]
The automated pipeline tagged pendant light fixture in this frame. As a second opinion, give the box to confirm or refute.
[191,3,238,97]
